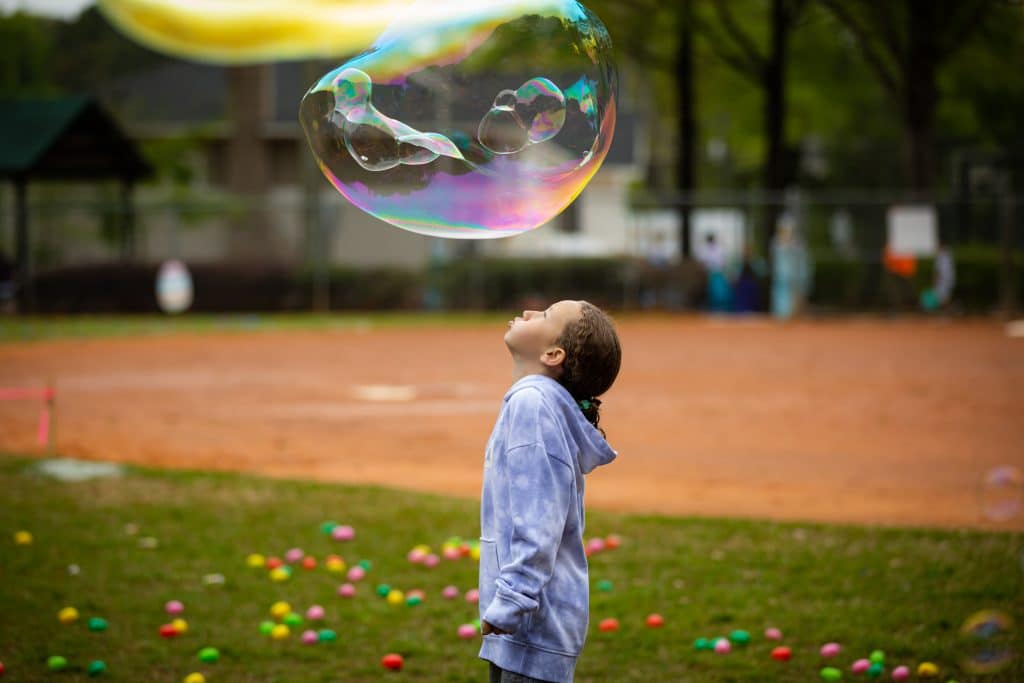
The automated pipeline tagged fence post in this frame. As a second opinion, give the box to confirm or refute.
[999,190,1018,318]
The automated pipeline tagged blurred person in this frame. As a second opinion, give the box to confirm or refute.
[920,239,956,312]
[732,247,764,314]
[771,217,812,319]
[699,233,732,313]
[641,232,677,310]
[883,243,917,311]
[479,300,621,683]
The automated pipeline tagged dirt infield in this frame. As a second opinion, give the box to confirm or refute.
[1,316,1022,529]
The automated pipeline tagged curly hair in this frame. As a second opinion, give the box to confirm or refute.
[555,301,622,436]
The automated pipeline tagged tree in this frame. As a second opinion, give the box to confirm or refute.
[820,0,995,192]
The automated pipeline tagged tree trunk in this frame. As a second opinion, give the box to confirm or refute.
[675,0,696,258]
[762,0,788,247]
[903,0,939,194]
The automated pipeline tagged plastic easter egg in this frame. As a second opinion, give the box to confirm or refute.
[376,584,392,597]
[302,629,319,644]
[306,605,325,620]
[88,617,108,632]
[765,627,783,640]
[271,624,290,640]
[605,534,621,549]
[596,579,613,592]
[358,559,372,570]
[47,656,68,671]
[165,600,184,615]
[318,628,337,642]
[156,260,193,313]
[386,590,405,605]
[869,651,886,664]
[283,612,303,627]
[820,667,842,681]
[320,521,338,535]
[771,646,792,662]
[867,662,884,678]
[325,554,346,572]
[270,601,291,618]
[916,662,939,678]
[159,623,178,638]
[470,544,481,560]
[14,530,32,545]
[301,556,317,570]
[423,553,440,568]
[645,614,664,628]
[0,660,5,675]
[442,585,459,599]
[347,566,366,582]
[285,548,304,563]
[332,525,355,541]
[458,624,477,639]
[381,653,404,670]
[694,637,712,651]
[598,618,619,632]
[851,658,871,674]
[407,548,427,563]
[338,583,357,598]
[465,589,479,603]
[266,556,284,570]
[406,594,423,607]
[184,673,205,683]
[171,618,188,633]
[58,607,80,624]
[820,642,841,658]
[270,567,291,582]
[443,546,461,560]
[714,638,731,654]
[587,538,606,554]
[891,665,910,681]
[198,647,219,663]
[259,620,275,635]
[87,660,106,676]
[729,630,750,646]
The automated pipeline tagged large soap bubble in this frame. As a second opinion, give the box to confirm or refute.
[97,0,415,63]
[300,0,617,239]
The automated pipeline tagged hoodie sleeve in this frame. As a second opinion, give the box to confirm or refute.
[482,439,574,633]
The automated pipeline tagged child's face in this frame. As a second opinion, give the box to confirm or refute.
[504,300,583,364]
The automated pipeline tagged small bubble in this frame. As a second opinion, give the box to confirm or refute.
[979,466,1022,522]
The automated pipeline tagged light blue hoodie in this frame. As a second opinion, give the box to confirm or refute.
[478,374,617,683]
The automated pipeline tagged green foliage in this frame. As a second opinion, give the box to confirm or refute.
[0,11,58,96]
[0,454,1021,682]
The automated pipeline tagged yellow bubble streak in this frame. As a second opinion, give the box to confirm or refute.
[97,0,415,63]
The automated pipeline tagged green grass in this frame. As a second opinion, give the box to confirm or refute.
[0,312,509,344]
[0,454,1021,682]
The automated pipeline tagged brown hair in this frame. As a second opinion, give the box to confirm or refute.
[556,301,622,435]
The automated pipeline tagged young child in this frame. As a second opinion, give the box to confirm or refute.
[478,299,622,683]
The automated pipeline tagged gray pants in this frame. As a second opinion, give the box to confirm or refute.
[488,662,554,683]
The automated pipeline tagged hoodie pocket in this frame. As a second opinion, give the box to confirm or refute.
[478,538,499,618]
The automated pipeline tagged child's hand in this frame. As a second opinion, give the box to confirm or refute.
[481,620,510,636]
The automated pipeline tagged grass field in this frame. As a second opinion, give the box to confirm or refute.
[0,313,510,344]
[1,453,1021,682]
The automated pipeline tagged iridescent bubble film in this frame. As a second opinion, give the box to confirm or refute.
[97,0,414,63]
[300,0,617,239]
[959,610,1015,674]
[979,465,1022,522]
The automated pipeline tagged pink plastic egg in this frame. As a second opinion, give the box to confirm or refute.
[457,624,477,639]
[423,554,440,568]
[337,583,356,598]
[764,627,783,640]
[714,638,731,654]
[407,549,426,563]
[301,629,319,645]
[165,600,184,615]
[820,642,841,658]
[306,605,325,620]
[891,665,910,681]
[442,585,459,599]
[346,566,366,582]
[465,589,479,603]
[331,525,355,541]
[851,658,871,674]
[285,548,304,563]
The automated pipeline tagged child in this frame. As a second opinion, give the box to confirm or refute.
[478,300,622,683]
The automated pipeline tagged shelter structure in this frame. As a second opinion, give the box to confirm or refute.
[0,96,152,311]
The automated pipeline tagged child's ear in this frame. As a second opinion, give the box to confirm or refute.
[541,345,566,369]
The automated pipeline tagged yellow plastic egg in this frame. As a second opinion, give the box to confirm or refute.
[470,545,481,561]
[271,624,290,640]
[171,618,188,633]
[270,601,290,618]
[184,673,206,683]
[246,553,266,568]
[58,607,79,624]
[386,590,405,605]
[917,662,939,677]
[14,530,33,545]
[269,567,290,582]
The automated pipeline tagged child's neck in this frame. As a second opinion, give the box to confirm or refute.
[510,357,559,385]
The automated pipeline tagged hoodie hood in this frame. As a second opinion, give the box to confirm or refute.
[504,374,617,474]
